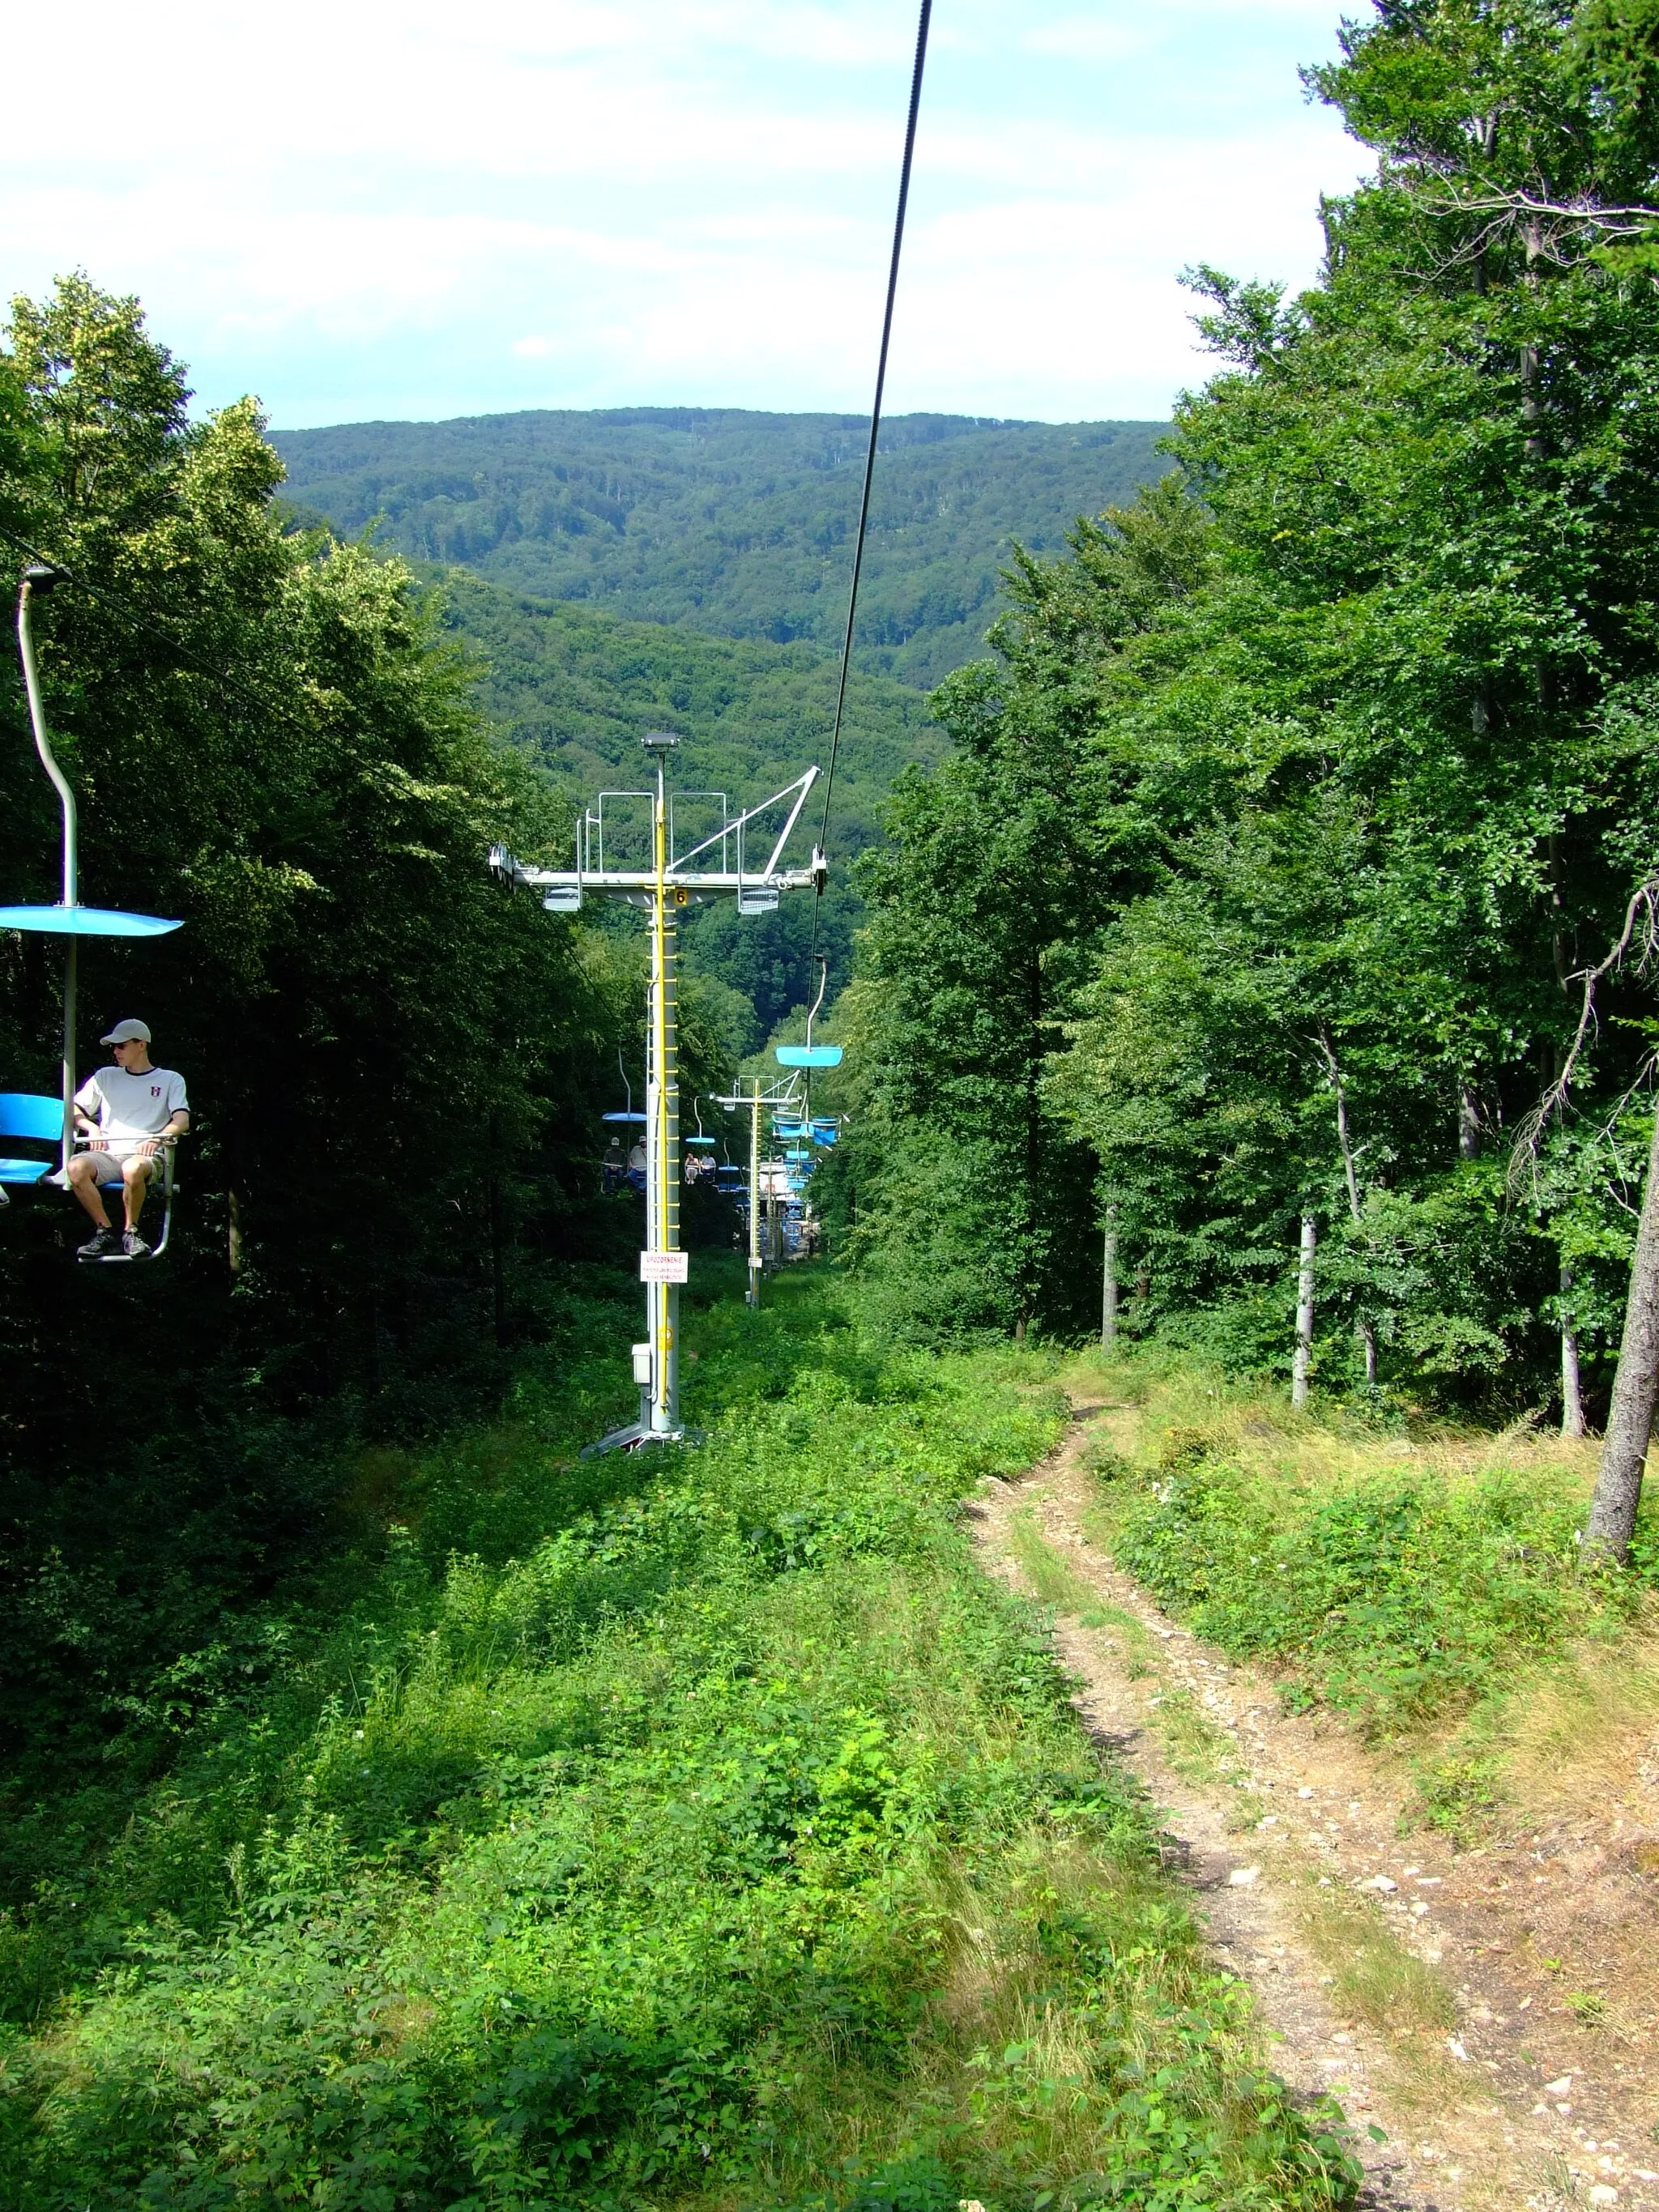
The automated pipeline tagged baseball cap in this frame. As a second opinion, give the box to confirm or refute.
[100,1018,152,1046]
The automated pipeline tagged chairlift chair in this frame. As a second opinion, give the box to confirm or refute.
[774,958,842,1069]
[601,1050,649,1193]
[0,1091,181,1258]
[74,1140,181,1262]
[8,566,186,1260]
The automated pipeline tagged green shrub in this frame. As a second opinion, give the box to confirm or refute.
[0,1277,1358,2210]
[1105,1439,1643,1735]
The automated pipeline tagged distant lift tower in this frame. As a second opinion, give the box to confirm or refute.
[711,1071,805,1308]
[489,735,825,1451]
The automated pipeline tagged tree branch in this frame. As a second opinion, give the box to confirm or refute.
[1508,872,1659,1194]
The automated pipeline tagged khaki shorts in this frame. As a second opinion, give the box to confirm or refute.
[78,1144,167,1185]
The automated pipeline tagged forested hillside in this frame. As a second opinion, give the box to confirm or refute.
[274,409,1169,688]
[825,0,1659,1460]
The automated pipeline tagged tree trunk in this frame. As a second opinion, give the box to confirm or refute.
[1101,1209,1118,1353]
[1316,1031,1377,1390]
[228,1187,244,1281]
[1560,1259,1585,1440]
[489,1173,508,1349]
[1458,1085,1481,1161]
[1292,1213,1317,1409]
[1585,1109,1659,1561]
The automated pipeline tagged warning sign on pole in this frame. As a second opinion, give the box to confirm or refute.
[640,1249,689,1284]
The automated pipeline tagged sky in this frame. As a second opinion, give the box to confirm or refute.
[2,0,1374,431]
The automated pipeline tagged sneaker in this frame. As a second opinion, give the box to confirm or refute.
[78,1226,122,1259]
[122,1230,151,1261]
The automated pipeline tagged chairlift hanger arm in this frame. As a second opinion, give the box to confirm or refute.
[665,765,818,879]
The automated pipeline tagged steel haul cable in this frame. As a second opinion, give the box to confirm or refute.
[808,0,934,982]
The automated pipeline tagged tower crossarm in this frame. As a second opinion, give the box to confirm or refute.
[502,864,820,897]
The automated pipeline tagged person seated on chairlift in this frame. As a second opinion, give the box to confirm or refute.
[602,1134,625,1191]
[67,1019,189,1259]
[625,1136,647,1191]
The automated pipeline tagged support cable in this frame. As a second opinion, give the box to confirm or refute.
[808,0,933,975]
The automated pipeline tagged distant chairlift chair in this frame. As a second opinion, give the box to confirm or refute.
[603,1051,649,1194]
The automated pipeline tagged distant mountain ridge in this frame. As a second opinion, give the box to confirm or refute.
[273,407,1171,688]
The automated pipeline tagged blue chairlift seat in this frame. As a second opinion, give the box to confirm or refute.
[75,1140,181,1261]
[784,1145,810,1163]
[775,1043,842,1069]
[0,1092,62,1185]
[810,1119,838,1145]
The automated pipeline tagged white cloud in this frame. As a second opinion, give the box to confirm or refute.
[0,0,1371,426]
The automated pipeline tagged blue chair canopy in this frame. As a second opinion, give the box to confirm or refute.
[602,1110,648,1124]
[774,1043,842,1068]
[0,905,182,938]
[685,1135,716,1147]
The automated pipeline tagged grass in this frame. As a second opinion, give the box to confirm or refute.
[1146,1689,1239,1789]
[1006,1511,1245,1791]
[1293,1882,1455,2042]
[1005,1511,1156,1678]
[0,1275,1362,2212]
[1062,1351,1659,1842]
[1290,1880,1463,2116]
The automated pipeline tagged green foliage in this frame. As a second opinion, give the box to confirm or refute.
[822,477,1207,1343]
[1097,1431,1652,1735]
[273,411,1172,690]
[0,279,730,1855]
[841,0,1659,1414]
[439,567,944,850]
[0,276,612,1416]
[0,1276,1358,2211]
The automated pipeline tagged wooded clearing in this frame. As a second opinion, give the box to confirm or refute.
[7,1,1659,2204]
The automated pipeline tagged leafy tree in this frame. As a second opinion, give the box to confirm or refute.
[844,0,1659,1447]
[825,481,1209,1340]
[0,278,647,1776]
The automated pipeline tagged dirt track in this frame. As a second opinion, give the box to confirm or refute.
[968,1396,1659,2212]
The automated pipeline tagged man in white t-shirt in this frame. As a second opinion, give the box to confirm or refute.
[68,1018,190,1259]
